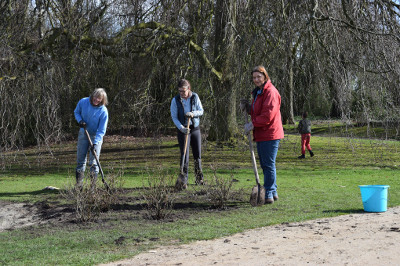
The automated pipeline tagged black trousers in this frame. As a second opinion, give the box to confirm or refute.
[177,127,203,181]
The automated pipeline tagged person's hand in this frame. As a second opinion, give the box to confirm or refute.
[240,99,250,112]
[78,120,87,128]
[244,122,254,135]
[185,112,194,118]
[90,144,97,153]
[179,127,191,135]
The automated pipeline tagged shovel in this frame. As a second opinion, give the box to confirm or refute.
[84,127,111,192]
[176,117,191,190]
[243,112,265,206]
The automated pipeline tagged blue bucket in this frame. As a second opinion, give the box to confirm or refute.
[358,185,390,212]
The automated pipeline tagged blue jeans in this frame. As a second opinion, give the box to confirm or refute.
[256,139,280,199]
[76,130,102,174]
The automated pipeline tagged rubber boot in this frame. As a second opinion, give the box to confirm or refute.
[309,150,314,157]
[194,159,205,185]
[75,171,84,189]
[89,171,98,192]
[298,154,305,159]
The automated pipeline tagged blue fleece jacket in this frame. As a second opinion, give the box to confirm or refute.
[74,97,108,144]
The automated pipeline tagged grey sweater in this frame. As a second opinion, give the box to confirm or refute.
[297,119,311,134]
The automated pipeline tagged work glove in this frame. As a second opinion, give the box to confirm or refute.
[179,127,191,135]
[239,99,250,113]
[90,144,97,153]
[185,112,194,118]
[78,120,87,128]
[244,122,254,135]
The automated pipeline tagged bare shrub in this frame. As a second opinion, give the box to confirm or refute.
[204,166,235,209]
[142,169,176,220]
[62,181,103,222]
[61,170,123,222]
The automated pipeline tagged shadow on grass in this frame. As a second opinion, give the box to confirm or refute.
[103,144,178,153]
[101,196,240,213]
[0,189,60,198]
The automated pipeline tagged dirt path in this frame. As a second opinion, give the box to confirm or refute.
[100,206,400,266]
[0,202,42,231]
[0,200,72,232]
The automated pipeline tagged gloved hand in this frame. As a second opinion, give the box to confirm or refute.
[78,120,87,128]
[240,99,250,113]
[244,122,254,135]
[185,112,194,118]
[179,127,191,135]
[90,144,97,153]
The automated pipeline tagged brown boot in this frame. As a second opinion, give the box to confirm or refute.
[194,159,205,185]
[195,176,205,185]
[195,173,205,185]
[265,198,274,204]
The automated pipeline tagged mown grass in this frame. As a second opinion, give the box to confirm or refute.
[0,121,399,265]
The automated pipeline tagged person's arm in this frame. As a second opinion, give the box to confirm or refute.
[74,99,83,123]
[252,89,280,128]
[297,120,302,133]
[94,109,108,145]
[170,98,184,129]
[192,94,204,117]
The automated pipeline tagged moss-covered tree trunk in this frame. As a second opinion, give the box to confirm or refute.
[207,0,237,141]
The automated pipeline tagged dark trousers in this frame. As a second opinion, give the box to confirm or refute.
[177,127,202,182]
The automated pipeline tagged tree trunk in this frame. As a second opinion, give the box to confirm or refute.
[287,58,295,124]
[207,0,237,141]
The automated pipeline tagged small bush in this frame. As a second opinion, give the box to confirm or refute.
[61,170,123,222]
[204,166,235,209]
[142,169,176,220]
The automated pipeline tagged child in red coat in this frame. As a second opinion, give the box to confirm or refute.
[297,111,314,159]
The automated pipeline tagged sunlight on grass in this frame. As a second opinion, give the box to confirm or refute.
[0,129,399,265]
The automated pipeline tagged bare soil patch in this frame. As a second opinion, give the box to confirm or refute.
[0,186,243,232]
[100,206,400,266]
[0,200,75,232]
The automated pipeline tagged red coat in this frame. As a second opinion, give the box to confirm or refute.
[250,80,284,142]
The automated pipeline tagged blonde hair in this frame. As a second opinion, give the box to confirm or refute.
[251,65,270,81]
[90,88,108,106]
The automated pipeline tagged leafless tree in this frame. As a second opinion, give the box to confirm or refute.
[1,0,400,160]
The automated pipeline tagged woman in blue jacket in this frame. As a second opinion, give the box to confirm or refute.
[170,79,204,189]
[74,88,109,188]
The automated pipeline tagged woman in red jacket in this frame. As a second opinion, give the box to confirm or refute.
[241,66,284,204]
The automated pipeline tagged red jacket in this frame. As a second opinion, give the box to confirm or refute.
[250,80,284,142]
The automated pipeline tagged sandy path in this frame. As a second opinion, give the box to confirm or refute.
[0,202,41,231]
[100,206,400,266]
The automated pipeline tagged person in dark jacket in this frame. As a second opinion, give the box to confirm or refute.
[240,66,284,204]
[297,111,314,159]
[170,79,204,189]
[74,88,109,188]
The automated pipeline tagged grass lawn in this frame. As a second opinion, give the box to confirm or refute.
[0,121,399,265]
